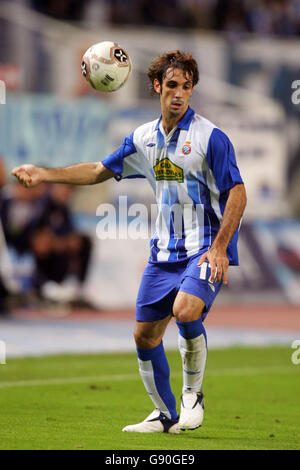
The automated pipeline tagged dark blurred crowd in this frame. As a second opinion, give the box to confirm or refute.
[0,157,92,313]
[29,0,300,37]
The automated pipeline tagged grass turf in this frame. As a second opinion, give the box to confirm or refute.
[0,346,299,450]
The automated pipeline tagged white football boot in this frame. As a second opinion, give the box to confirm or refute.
[179,391,204,430]
[122,409,180,434]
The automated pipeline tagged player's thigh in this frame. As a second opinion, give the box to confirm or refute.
[134,314,173,349]
[173,291,205,323]
[173,257,223,322]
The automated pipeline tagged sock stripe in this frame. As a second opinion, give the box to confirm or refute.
[183,368,202,375]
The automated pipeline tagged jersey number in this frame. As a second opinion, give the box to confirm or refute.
[199,262,211,280]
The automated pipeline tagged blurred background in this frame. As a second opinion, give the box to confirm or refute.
[0,0,300,357]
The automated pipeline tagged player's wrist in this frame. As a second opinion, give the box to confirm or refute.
[211,230,230,250]
[210,240,228,255]
[37,167,49,183]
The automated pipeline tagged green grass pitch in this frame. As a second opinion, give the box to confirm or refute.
[0,346,299,450]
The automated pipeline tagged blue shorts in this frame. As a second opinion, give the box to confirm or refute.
[136,252,223,322]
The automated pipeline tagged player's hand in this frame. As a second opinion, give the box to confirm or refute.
[197,247,229,285]
[11,164,43,188]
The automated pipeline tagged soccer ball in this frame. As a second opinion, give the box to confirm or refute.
[81,41,132,92]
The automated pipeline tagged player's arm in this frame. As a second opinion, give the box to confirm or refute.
[198,183,246,284]
[11,162,115,188]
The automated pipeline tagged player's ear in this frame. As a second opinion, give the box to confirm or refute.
[153,78,161,95]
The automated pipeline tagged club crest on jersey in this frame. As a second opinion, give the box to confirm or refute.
[153,158,184,183]
[182,141,191,155]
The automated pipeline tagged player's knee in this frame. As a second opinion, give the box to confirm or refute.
[134,329,160,349]
[174,309,197,323]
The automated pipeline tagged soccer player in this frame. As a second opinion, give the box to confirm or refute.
[12,50,246,434]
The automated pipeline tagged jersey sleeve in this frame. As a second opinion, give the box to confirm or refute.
[101,131,146,180]
[206,128,243,193]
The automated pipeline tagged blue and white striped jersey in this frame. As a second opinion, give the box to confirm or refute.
[102,106,243,265]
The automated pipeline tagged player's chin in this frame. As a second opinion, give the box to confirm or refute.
[169,106,183,117]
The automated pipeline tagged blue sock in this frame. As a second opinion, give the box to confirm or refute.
[137,341,178,420]
[176,318,207,342]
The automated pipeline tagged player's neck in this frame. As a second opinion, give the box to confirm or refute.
[161,107,187,135]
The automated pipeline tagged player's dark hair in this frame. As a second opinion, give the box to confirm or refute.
[147,50,199,95]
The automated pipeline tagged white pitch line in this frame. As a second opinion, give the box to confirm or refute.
[0,365,297,389]
[0,373,140,389]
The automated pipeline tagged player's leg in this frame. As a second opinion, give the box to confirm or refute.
[122,314,180,434]
[173,259,223,430]
[173,292,206,430]
[174,291,207,393]
[122,262,183,434]
[134,315,177,420]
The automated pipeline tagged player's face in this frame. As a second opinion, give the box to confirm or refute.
[154,67,194,119]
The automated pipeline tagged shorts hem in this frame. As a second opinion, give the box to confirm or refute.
[178,285,206,304]
[135,312,172,322]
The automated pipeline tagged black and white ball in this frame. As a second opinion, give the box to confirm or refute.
[81,41,132,92]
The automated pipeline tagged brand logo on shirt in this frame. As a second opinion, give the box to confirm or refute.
[153,158,184,183]
[146,143,156,147]
[182,141,191,155]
